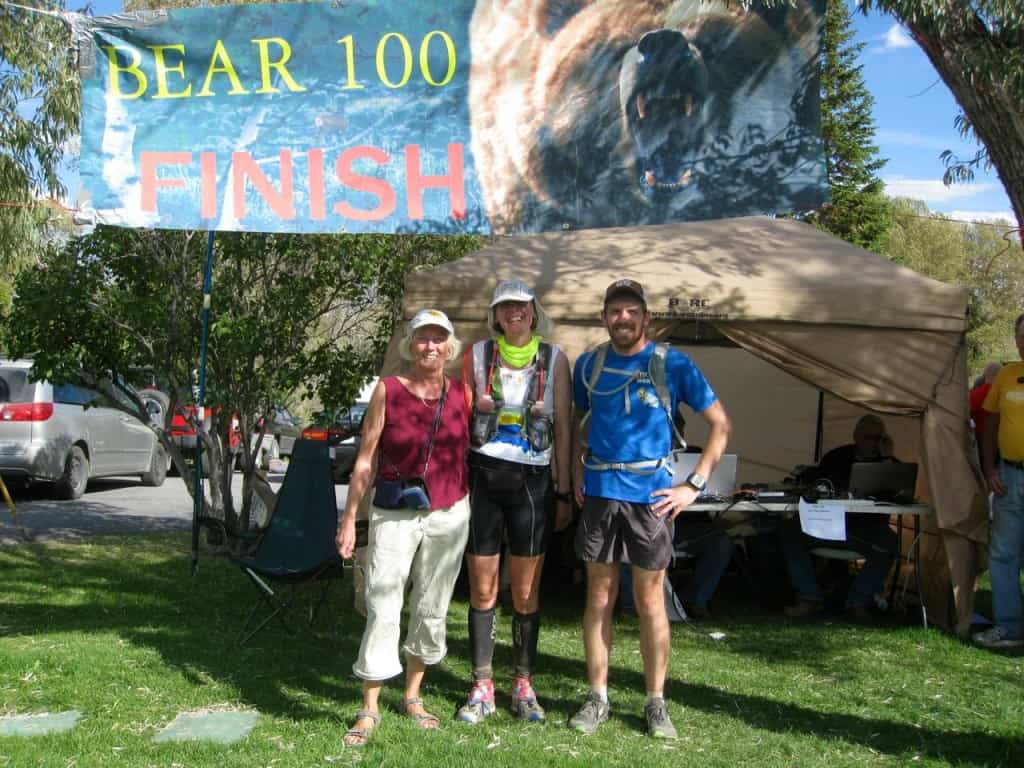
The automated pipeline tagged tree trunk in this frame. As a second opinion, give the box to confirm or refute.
[907,24,1024,240]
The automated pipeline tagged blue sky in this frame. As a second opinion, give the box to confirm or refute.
[848,1,1014,224]
[69,0,1014,225]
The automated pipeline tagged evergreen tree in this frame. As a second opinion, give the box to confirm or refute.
[811,0,891,251]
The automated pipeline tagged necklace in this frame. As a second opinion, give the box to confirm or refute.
[407,376,443,408]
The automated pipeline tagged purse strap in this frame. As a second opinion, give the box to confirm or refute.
[420,376,448,479]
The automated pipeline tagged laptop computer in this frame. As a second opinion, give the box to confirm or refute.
[848,461,918,502]
[669,452,738,498]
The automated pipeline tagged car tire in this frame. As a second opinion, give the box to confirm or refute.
[167,448,181,477]
[141,443,168,487]
[139,389,170,429]
[260,437,280,470]
[55,445,89,500]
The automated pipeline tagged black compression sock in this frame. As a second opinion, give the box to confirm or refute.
[469,606,497,680]
[512,610,540,680]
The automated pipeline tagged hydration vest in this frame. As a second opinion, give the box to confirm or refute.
[467,339,554,453]
[580,341,686,473]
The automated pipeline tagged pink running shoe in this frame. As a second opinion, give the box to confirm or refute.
[511,676,546,722]
[456,679,496,724]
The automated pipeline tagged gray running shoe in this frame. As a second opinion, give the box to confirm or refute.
[568,692,610,735]
[972,625,1024,649]
[644,697,678,740]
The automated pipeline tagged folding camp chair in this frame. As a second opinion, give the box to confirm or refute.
[231,439,343,646]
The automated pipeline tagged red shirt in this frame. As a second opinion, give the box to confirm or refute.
[377,376,469,510]
[970,382,993,441]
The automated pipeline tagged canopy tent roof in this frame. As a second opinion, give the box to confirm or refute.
[404,216,967,333]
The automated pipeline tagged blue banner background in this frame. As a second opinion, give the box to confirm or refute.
[79,0,827,234]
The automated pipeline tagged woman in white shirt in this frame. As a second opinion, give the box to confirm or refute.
[456,279,572,724]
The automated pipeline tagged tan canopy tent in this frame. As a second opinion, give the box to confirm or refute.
[385,215,989,634]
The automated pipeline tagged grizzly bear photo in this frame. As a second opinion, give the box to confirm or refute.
[469,0,827,232]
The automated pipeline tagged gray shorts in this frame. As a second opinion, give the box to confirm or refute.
[574,496,674,571]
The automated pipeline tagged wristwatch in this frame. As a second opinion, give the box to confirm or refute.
[684,472,707,493]
[553,489,572,502]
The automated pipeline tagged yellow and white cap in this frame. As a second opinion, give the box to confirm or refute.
[409,308,455,336]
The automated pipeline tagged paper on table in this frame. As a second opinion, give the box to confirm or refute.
[798,498,848,541]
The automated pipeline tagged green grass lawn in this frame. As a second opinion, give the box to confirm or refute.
[1,535,1021,768]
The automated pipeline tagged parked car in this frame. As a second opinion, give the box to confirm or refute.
[0,359,167,499]
[301,402,367,483]
[167,406,243,474]
[127,368,175,429]
[252,406,304,469]
[127,368,241,473]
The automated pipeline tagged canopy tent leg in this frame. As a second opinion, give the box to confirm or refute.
[192,230,216,577]
[814,390,824,463]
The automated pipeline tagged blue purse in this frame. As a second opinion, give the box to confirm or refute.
[372,477,406,509]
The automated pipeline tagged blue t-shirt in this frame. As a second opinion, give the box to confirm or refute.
[573,342,717,503]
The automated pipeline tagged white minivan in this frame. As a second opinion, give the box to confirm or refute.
[0,359,167,499]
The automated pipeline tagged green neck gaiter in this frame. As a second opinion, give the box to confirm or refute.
[496,334,540,368]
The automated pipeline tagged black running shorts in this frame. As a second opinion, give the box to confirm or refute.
[467,455,551,557]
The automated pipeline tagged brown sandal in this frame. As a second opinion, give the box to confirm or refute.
[343,709,380,747]
[401,697,440,730]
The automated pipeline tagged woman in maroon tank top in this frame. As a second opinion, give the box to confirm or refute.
[337,309,470,747]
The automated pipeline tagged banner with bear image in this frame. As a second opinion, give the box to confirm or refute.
[78,0,827,234]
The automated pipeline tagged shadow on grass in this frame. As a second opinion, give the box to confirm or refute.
[0,537,1020,765]
[0,540,363,723]
[672,679,1022,764]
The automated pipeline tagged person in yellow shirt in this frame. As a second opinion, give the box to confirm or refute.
[974,313,1024,649]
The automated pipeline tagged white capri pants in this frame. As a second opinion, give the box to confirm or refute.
[352,494,471,681]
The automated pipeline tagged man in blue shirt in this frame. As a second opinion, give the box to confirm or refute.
[569,279,731,739]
